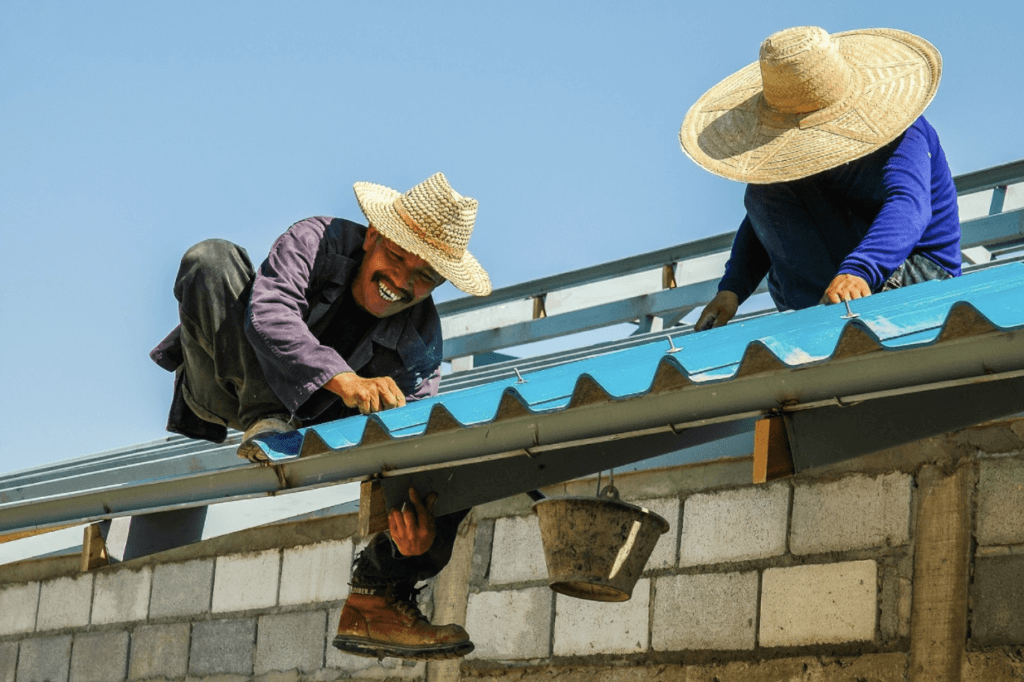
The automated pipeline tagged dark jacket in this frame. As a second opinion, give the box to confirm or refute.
[719,116,961,310]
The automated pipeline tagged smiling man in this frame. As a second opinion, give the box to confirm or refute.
[152,172,489,457]
[150,173,490,659]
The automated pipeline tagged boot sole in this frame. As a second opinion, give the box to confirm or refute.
[237,440,270,463]
[332,635,474,660]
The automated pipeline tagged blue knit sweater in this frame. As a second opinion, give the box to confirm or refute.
[719,116,962,310]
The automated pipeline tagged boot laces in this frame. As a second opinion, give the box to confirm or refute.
[385,584,427,623]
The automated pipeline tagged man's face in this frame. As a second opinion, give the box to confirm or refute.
[351,225,445,317]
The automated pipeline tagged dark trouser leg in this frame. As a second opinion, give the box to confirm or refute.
[174,239,289,431]
[351,508,471,589]
[881,253,953,291]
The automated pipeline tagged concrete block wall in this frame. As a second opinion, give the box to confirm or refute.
[465,475,911,663]
[2,417,1024,682]
[970,456,1024,647]
[0,539,433,682]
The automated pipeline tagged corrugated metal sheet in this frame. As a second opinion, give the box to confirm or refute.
[253,262,1024,461]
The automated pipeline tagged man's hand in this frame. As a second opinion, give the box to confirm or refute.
[695,291,739,331]
[388,487,439,557]
[820,274,871,305]
[325,372,406,415]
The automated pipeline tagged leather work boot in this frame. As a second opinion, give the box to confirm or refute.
[237,416,297,462]
[333,586,474,660]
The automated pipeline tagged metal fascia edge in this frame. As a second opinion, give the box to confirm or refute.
[1,295,1021,535]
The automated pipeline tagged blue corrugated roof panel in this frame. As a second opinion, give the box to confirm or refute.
[255,261,1024,461]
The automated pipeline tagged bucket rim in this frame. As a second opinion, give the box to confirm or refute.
[531,495,671,534]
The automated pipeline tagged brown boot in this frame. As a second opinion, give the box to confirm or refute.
[237,416,297,462]
[333,586,474,660]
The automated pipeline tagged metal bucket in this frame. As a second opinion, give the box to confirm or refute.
[532,489,670,602]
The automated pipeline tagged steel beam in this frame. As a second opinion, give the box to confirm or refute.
[442,278,724,360]
[378,418,759,517]
[436,232,736,316]
[786,376,1024,471]
[961,209,1024,249]
[100,507,208,563]
[954,159,1024,194]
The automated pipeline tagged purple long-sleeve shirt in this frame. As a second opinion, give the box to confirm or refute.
[152,217,442,433]
[719,116,962,310]
[245,217,442,420]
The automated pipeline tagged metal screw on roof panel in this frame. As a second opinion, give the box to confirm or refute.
[842,299,860,319]
[513,367,528,383]
[665,334,683,353]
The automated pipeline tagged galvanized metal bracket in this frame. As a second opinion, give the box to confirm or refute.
[375,418,758,519]
[787,376,1024,472]
[97,507,208,564]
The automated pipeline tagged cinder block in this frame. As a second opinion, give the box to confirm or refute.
[637,497,679,570]
[0,582,38,636]
[680,484,788,567]
[970,554,1024,646]
[211,550,280,613]
[37,574,93,631]
[91,567,152,625]
[254,611,327,674]
[652,572,757,651]
[760,560,877,647]
[279,540,352,606]
[16,635,72,682]
[189,619,255,676]
[149,559,213,618]
[791,473,911,556]
[0,642,17,682]
[69,630,129,682]
[488,515,548,585]
[553,579,650,655]
[129,623,190,680]
[465,587,552,660]
[977,459,1024,546]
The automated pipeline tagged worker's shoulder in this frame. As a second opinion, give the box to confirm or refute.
[283,216,368,253]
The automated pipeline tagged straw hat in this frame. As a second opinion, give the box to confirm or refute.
[354,172,492,296]
[679,26,941,184]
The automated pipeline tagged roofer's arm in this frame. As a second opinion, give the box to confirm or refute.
[823,122,936,304]
[696,215,770,330]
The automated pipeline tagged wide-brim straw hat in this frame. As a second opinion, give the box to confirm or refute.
[354,172,491,297]
[679,26,942,184]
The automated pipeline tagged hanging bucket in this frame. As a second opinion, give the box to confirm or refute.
[532,487,669,602]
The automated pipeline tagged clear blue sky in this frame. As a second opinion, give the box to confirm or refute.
[2,0,1021,473]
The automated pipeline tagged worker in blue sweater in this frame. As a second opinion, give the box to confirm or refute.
[681,26,962,330]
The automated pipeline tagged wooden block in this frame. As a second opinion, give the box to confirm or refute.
[532,294,547,319]
[81,523,108,572]
[662,263,677,289]
[753,415,795,484]
[359,479,388,537]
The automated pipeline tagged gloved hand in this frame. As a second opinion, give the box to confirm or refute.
[695,290,740,331]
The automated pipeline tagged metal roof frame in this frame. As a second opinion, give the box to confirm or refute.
[3,263,1023,535]
[2,159,1023,550]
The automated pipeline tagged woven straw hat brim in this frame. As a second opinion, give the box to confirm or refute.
[680,28,941,184]
[354,182,492,297]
